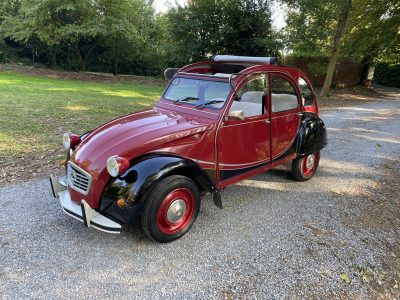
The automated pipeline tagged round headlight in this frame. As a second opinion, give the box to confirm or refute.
[107,156,130,177]
[62,133,71,149]
[62,133,81,149]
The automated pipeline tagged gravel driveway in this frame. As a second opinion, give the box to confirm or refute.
[1,88,399,299]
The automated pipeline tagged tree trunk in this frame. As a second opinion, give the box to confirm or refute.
[320,0,352,97]
[67,45,71,71]
[80,57,86,72]
[74,44,86,72]
[49,47,57,69]
[113,38,118,76]
[77,40,101,72]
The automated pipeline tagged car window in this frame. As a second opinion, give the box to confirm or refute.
[271,76,299,112]
[230,74,268,118]
[298,77,314,106]
[163,77,231,109]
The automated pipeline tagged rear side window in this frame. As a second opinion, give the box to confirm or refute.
[271,76,298,112]
[298,77,314,106]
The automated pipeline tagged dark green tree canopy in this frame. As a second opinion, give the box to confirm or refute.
[343,0,400,63]
[0,0,154,72]
[161,0,281,64]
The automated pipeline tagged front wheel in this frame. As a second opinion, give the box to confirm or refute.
[292,152,320,181]
[141,175,200,243]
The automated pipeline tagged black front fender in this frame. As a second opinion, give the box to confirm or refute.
[99,155,215,224]
[297,113,328,157]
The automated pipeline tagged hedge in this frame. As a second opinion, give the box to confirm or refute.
[374,63,400,88]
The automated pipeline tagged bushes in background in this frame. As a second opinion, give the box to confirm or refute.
[374,63,400,88]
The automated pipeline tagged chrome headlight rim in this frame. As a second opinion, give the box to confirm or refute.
[62,133,71,149]
[106,155,130,177]
[107,156,120,177]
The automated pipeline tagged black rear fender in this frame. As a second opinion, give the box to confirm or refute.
[297,113,327,157]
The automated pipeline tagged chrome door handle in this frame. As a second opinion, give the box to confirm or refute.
[264,119,270,124]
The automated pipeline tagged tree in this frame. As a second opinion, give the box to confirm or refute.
[284,0,340,56]
[284,0,353,95]
[0,0,41,63]
[1,0,151,72]
[163,0,280,66]
[98,0,152,75]
[284,0,399,92]
[343,0,400,64]
[320,0,351,97]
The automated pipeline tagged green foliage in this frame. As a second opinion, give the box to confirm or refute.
[283,0,345,55]
[343,0,400,62]
[0,0,157,73]
[4,0,280,74]
[340,273,351,284]
[374,63,400,88]
[160,0,281,66]
[307,61,327,76]
[0,40,18,62]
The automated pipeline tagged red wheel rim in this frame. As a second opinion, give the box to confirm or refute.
[156,188,195,235]
[302,152,319,177]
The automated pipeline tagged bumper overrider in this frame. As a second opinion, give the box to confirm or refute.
[49,174,122,234]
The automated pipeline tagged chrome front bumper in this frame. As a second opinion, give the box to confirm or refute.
[49,175,122,234]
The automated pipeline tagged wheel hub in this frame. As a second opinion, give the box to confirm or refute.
[166,199,187,223]
[305,154,315,170]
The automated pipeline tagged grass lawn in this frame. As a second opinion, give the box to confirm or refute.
[0,71,164,184]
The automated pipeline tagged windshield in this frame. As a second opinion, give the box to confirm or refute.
[163,77,231,109]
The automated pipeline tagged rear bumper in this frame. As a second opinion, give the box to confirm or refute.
[49,174,122,234]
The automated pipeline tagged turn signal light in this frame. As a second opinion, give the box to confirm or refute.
[116,197,127,208]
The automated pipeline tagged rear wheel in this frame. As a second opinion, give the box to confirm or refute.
[141,175,200,243]
[292,152,320,181]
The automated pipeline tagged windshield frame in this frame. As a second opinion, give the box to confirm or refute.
[161,75,233,110]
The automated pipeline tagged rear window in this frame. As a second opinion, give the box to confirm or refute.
[298,77,314,106]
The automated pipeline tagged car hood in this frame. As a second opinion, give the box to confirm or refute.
[71,108,214,176]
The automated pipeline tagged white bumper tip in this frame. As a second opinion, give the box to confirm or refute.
[50,175,122,234]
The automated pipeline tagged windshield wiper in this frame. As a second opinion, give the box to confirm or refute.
[195,99,225,109]
[173,97,199,104]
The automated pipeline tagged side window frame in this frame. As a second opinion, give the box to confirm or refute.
[228,72,269,119]
[270,73,301,114]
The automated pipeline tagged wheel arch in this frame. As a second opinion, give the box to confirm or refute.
[99,154,215,224]
[166,166,214,195]
[297,112,327,157]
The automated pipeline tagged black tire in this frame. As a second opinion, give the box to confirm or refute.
[292,152,320,181]
[141,175,200,243]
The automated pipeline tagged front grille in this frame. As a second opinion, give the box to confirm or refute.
[67,162,92,195]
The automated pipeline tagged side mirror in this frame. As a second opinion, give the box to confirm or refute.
[228,110,245,120]
[164,68,179,80]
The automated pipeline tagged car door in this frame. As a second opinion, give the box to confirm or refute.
[270,73,302,160]
[217,73,271,185]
